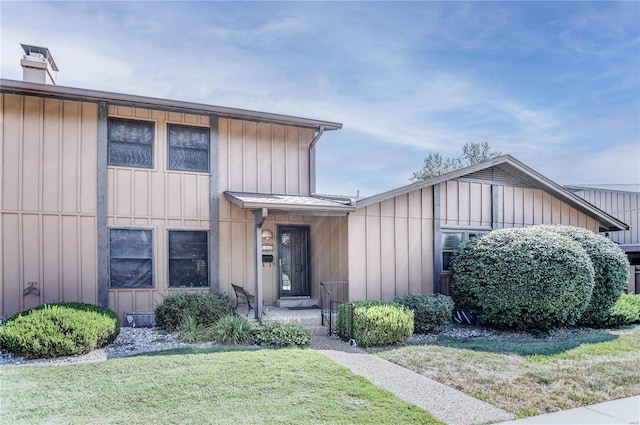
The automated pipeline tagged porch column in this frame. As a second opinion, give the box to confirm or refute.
[254,208,268,321]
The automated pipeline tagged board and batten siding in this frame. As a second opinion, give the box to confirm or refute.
[106,106,211,317]
[1,94,98,318]
[348,188,434,302]
[441,180,598,231]
[573,189,639,245]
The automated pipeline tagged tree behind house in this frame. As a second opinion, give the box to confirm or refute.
[410,142,501,181]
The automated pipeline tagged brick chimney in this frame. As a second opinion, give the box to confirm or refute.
[20,44,58,85]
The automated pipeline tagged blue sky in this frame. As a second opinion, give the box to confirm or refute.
[2,1,638,196]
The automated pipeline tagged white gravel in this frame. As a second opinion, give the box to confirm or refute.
[0,327,218,366]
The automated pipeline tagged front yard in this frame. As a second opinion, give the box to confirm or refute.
[376,323,640,418]
[0,347,442,425]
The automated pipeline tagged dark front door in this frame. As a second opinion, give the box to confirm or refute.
[278,226,310,297]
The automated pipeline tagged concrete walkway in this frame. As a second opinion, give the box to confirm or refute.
[497,395,640,425]
[308,326,640,425]
[308,326,515,425]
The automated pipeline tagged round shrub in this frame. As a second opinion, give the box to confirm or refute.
[337,300,414,347]
[395,294,454,333]
[0,303,121,359]
[251,322,311,348]
[451,227,595,330]
[538,225,630,327]
[155,291,234,331]
[607,294,640,327]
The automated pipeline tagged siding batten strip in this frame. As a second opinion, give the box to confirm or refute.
[97,101,109,308]
[209,114,219,292]
[492,184,499,229]
[433,183,442,294]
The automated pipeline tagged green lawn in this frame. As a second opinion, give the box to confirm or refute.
[1,347,442,425]
[376,324,640,418]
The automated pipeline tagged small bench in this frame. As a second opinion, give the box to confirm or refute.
[231,284,255,316]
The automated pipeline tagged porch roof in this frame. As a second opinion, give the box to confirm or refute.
[224,191,356,214]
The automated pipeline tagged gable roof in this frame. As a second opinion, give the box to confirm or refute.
[0,79,342,131]
[356,155,628,232]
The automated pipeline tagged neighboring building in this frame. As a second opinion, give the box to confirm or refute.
[0,46,629,320]
[566,185,640,293]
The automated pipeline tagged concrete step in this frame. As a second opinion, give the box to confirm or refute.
[275,298,319,308]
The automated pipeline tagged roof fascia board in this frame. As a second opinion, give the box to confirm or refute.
[565,185,640,195]
[0,79,343,130]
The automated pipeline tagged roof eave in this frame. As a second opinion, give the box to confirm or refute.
[224,192,355,214]
[0,79,343,130]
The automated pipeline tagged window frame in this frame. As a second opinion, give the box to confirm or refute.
[166,123,210,173]
[107,117,155,169]
[441,228,489,273]
[108,227,154,289]
[167,229,210,288]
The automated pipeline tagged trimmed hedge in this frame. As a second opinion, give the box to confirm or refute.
[0,303,120,359]
[537,225,630,327]
[251,322,311,348]
[607,294,640,327]
[337,300,413,347]
[451,227,595,330]
[154,291,234,331]
[395,294,454,333]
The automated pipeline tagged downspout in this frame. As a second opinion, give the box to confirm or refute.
[309,126,325,195]
[254,208,268,321]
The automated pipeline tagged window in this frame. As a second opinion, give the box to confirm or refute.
[108,118,154,168]
[167,124,209,172]
[109,229,153,288]
[441,230,488,271]
[168,230,209,287]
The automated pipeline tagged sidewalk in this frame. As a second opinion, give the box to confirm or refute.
[497,395,639,425]
[308,326,514,425]
[308,326,639,425]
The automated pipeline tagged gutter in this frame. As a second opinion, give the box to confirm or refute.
[309,126,325,195]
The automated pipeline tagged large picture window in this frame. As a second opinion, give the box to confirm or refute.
[167,124,209,172]
[168,230,209,287]
[109,229,153,288]
[108,118,154,168]
[441,230,488,271]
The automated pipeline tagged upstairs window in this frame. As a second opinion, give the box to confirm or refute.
[109,228,153,288]
[108,118,154,168]
[167,124,209,172]
[168,230,209,287]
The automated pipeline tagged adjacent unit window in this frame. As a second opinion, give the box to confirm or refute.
[168,230,209,287]
[167,124,209,172]
[109,229,153,288]
[441,230,488,271]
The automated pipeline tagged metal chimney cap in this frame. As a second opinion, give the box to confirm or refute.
[20,43,58,71]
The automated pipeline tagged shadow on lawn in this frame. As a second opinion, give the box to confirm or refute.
[131,345,261,358]
[425,328,619,356]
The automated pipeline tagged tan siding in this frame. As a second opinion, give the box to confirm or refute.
[106,107,211,318]
[1,94,98,318]
[349,188,435,302]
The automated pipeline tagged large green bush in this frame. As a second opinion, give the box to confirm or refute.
[394,294,454,333]
[0,303,121,359]
[450,227,595,330]
[607,294,640,327]
[154,291,233,331]
[538,225,630,327]
[251,322,311,348]
[337,300,414,347]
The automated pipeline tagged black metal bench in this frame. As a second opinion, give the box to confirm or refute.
[231,284,255,316]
